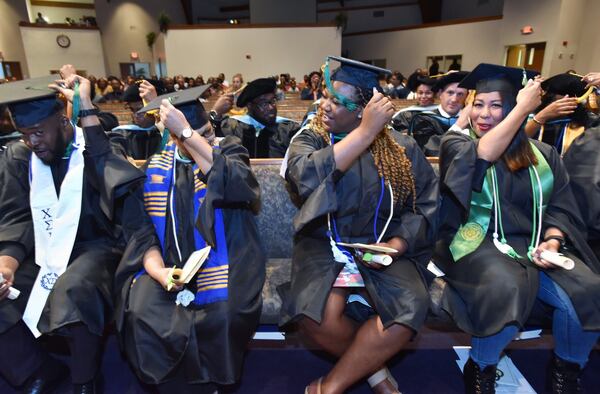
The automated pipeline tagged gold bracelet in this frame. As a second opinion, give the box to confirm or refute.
[532,116,544,126]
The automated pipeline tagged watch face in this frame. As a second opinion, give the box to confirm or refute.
[182,128,193,139]
[57,34,71,48]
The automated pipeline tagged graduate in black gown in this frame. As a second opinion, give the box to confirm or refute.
[407,71,468,156]
[433,64,600,394]
[209,77,299,158]
[391,75,437,134]
[0,74,146,393]
[524,72,600,155]
[280,57,438,394]
[108,80,165,160]
[114,89,265,394]
[563,125,600,259]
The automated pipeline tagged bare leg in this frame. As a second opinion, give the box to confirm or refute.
[323,317,412,394]
[298,287,358,357]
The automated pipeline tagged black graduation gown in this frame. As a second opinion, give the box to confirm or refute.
[409,108,455,156]
[0,125,146,336]
[216,117,299,158]
[563,126,600,259]
[114,136,266,386]
[108,124,162,160]
[434,131,600,337]
[279,129,439,331]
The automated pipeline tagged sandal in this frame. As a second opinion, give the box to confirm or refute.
[304,377,323,394]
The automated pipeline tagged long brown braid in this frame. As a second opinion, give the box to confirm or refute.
[309,104,417,212]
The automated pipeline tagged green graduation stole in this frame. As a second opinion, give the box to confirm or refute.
[449,135,553,261]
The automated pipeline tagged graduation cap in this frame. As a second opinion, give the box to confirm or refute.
[406,74,435,92]
[541,73,586,97]
[0,75,64,128]
[236,78,277,107]
[432,71,469,92]
[327,55,391,92]
[321,56,391,111]
[122,79,166,103]
[138,84,210,130]
[458,63,539,94]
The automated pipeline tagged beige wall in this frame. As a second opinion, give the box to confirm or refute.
[164,26,341,81]
[500,0,561,76]
[575,0,600,73]
[20,25,106,77]
[0,0,29,77]
[94,0,186,76]
[343,19,503,74]
[342,0,591,77]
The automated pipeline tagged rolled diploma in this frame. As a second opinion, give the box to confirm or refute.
[539,250,575,270]
[0,274,20,300]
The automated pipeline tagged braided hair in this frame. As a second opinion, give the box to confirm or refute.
[310,86,417,211]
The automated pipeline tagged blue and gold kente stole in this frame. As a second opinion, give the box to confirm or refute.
[144,141,229,305]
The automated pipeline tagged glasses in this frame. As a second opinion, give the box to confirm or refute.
[252,98,277,110]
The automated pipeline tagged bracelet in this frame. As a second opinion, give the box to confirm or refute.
[78,108,99,118]
[532,116,544,126]
[544,235,566,248]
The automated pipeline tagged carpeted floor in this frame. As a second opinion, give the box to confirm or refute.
[2,331,599,393]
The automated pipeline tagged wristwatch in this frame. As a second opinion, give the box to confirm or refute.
[78,108,99,118]
[209,110,222,123]
[544,235,566,249]
[180,127,193,141]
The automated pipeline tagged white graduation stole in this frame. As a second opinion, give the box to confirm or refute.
[22,128,85,337]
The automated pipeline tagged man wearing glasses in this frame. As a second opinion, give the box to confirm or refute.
[209,78,300,158]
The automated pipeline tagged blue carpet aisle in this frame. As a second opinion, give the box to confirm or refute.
[1,332,599,393]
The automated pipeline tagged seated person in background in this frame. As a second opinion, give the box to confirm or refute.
[301,71,323,101]
[288,77,300,92]
[229,73,244,93]
[92,77,112,103]
[387,71,410,99]
[174,75,188,91]
[0,105,21,149]
[407,71,468,156]
[209,78,300,158]
[392,75,437,132]
[281,56,438,394]
[114,89,264,394]
[563,71,600,260]
[433,64,600,394]
[109,80,165,160]
[101,77,123,102]
[0,74,146,394]
[525,72,599,155]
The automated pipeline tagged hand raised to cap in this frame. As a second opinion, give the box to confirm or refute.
[139,80,158,103]
[160,98,191,138]
[360,87,395,137]
[212,93,234,117]
[516,79,542,115]
[582,72,600,89]
[59,64,77,80]
[49,74,92,104]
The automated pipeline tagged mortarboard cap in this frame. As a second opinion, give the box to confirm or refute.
[138,84,210,130]
[432,71,469,92]
[541,73,586,97]
[236,78,277,107]
[458,63,539,94]
[122,79,166,103]
[406,74,435,92]
[0,75,64,128]
[328,56,391,92]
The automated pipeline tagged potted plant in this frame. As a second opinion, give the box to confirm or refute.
[158,12,170,33]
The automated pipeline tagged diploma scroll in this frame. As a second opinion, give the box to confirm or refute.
[0,273,20,300]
